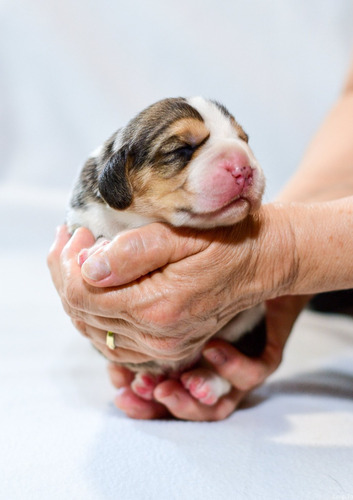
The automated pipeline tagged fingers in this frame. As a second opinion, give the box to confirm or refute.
[80,222,211,287]
[90,339,154,364]
[61,226,96,262]
[154,380,242,421]
[202,340,275,392]
[109,365,170,419]
[114,387,169,420]
[72,319,154,364]
[47,225,71,292]
[114,379,241,421]
[201,296,309,394]
[56,229,134,320]
[109,364,242,421]
[47,225,96,297]
[77,238,110,267]
[108,363,135,388]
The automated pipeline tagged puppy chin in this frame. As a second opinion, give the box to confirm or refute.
[168,198,251,229]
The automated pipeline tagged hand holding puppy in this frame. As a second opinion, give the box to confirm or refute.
[48,60,353,420]
[48,195,353,419]
[48,203,307,420]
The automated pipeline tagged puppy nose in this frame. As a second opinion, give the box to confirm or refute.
[227,164,253,191]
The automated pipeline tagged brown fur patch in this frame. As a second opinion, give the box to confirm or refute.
[129,166,192,222]
[167,117,210,146]
[126,117,211,221]
[231,118,249,143]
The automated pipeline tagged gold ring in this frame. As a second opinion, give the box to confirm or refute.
[106,331,116,350]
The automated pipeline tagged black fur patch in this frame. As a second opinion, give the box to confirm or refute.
[232,316,267,357]
[70,156,102,208]
[98,146,133,210]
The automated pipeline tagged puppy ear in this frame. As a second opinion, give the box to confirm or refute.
[98,146,133,209]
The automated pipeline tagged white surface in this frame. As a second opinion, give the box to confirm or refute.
[1,2,353,499]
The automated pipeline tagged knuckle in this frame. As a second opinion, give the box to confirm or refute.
[61,296,73,316]
[64,280,85,311]
[214,405,233,421]
[46,251,55,269]
[71,319,89,338]
[268,344,283,372]
[143,301,183,330]
[61,296,81,320]
[242,366,265,390]
[233,365,264,392]
[141,334,183,358]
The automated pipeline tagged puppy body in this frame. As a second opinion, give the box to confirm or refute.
[67,97,265,404]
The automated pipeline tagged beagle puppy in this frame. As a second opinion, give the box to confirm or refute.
[67,97,266,406]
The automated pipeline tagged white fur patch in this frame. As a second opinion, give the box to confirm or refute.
[67,202,156,239]
[216,304,265,342]
[185,97,264,208]
[187,96,238,141]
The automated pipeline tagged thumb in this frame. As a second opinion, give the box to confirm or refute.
[81,222,211,287]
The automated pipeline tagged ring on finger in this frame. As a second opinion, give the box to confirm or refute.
[106,331,116,350]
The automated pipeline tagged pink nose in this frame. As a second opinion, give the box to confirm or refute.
[197,154,255,212]
[225,164,253,195]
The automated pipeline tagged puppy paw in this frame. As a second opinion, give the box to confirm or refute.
[181,369,231,406]
[131,372,165,401]
[77,238,110,266]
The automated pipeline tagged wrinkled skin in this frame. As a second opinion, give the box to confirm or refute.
[47,206,308,421]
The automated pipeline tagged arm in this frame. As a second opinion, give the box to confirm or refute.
[79,61,353,296]
[48,61,353,421]
[275,61,353,294]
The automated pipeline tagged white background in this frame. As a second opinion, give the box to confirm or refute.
[1,1,353,499]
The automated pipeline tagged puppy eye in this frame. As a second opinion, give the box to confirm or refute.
[173,144,197,160]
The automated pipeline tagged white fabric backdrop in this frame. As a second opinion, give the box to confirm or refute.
[1,1,353,499]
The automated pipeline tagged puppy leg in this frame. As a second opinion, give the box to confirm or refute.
[181,369,231,406]
[131,372,165,401]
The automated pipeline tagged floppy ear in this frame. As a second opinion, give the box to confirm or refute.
[98,146,133,210]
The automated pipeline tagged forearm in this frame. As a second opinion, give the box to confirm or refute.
[291,196,353,293]
[261,62,353,298]
[262,197,353,298]
[278,64,353,203]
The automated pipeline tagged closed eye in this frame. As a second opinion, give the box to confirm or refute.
[156,133,210,176]
[168,134,210,159]
[173,144,197,160]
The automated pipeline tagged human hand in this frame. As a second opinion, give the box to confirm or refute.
[108,294,310,420]
[47,205,296,369]
[47,208,302,420]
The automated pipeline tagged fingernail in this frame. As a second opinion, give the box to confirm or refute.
[81,252,111,281]
[203,347,227,366]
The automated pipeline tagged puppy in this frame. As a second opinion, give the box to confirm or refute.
[67,97,266,406]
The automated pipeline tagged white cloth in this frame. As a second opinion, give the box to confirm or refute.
[1,2,353,499]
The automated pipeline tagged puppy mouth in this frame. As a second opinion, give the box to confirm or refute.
[178,196,250,223]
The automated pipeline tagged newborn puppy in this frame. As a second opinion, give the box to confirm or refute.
[67,97,266,405]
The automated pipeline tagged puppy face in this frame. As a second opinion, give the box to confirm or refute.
[93,97,265,229]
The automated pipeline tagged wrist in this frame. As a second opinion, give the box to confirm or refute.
[256,203,299,299]
[284,197,353,295]
[266,197,353,296]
